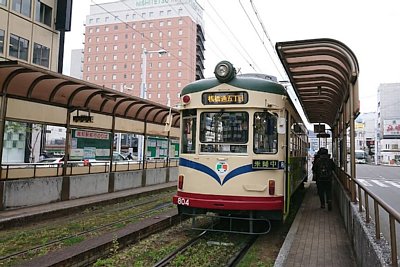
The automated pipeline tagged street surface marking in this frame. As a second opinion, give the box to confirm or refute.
[384,181,400,188]
[358,179,372,186]
[371,180,389,187]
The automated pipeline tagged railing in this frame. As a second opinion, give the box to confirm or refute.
[0,158,179,180]
[338,168,399,267]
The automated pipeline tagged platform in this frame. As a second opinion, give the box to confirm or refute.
[275,182,357,267]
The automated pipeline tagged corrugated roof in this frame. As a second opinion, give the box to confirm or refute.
[276,38,359,127]
[0,60,180,128]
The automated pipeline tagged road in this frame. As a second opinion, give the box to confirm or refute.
[355,164,400,261]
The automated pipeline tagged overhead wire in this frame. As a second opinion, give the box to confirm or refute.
[205,0,260,72]
[202,0,257,72]
[238,0,284,80]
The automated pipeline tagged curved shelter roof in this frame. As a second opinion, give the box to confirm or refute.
[276,38,359,127]
[0,60,180,128]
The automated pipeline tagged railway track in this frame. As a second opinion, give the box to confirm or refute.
[152,230,259,267]
[0,192,176,266]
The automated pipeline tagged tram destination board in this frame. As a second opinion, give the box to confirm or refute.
[252,159,279,169]
[202,91,248,105]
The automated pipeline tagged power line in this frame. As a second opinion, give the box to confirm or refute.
[205,0,260,72]
[240,0,285,80]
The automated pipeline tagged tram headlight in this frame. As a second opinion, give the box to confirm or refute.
[214,61,236,83]
[268,180,275,195]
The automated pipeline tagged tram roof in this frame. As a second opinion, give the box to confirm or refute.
[276,38,360,127]
[181,76,287,96]
[0,60,180,128]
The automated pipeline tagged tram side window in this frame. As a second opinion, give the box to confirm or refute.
[181,110,196,154]
[253,112,278,154]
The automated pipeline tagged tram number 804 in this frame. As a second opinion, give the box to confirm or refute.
[177,197,190,206]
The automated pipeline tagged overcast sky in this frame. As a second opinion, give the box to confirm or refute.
[63,0,400,115]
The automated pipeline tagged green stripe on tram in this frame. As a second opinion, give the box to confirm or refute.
[181,77,287,96]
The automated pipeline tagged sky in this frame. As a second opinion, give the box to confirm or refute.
[63,0,400,116]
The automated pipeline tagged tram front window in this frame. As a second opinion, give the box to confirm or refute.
[253,112,278,154]
[199,111,248,153]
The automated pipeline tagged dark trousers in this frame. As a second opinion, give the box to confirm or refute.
[316,180,332,206]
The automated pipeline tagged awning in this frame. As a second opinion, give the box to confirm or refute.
[276,38,359,127]
[0,60,180,128]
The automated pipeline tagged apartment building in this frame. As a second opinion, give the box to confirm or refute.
[82,0,205,107]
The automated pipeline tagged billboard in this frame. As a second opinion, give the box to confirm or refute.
[383,120,400,137]
[70,129,112,160]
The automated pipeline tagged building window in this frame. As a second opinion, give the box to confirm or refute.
[141,23,146,28]
[149,12,153,18]
[159,21,164,26]
[114,35,118,41]
[9,34,29,61]
[35,0,52,27]
[167,20,171,26]
[105,16,109,22]
[112,64,117,70]
[103,75,106,80]
[179,19,183,25]
[12,0,31,17]
[0,0,7,6]
[105,26,109,31]
[112,74,117,80]
[178,71,182,77]
[96,37,99,42]
[178,29,183,35]
[103,65,106,70]
[0,30,4,54]
[33,43,50,67]
[113,45,117,50]
[178,40,182,46]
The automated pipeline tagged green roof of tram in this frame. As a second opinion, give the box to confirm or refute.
[181,76,287,96]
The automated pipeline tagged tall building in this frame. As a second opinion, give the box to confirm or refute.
[0,0,72,71]
[377,83,400,164]
[70,48,83,79]
[82,0,205,107]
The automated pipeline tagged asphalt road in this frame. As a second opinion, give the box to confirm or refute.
[355,164,400,261]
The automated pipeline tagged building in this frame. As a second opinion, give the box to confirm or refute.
[355,112,376,162]
[0,0,72,71]
[0,0,72,163]
[70,48,83,79]
[377,83,400,164]
[82,0,205,107]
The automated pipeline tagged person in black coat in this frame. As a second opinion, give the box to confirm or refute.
[312,148,335,210]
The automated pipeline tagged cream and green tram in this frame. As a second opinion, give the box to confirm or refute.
[173,61,308,227]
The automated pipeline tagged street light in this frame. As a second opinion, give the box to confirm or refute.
[140,48,167,99]
[137,48,167,160]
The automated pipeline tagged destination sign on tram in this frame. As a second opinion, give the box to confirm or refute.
[252,159,280,169]
[202,92,248,105]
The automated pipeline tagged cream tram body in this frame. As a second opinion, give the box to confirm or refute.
[173,62,308,222]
